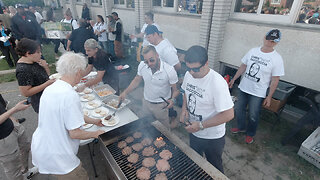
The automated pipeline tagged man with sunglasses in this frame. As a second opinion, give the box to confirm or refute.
[180,45,234,173]
[119,45,179,128]
[229,29,284,144]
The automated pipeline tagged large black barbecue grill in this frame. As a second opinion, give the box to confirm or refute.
[99,118,228,180]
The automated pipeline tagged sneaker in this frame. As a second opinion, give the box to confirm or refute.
[245,136,254,144]
[230,128,246,134]
[23,167,39,179]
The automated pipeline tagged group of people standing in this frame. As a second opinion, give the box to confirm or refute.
[0,4,285,180]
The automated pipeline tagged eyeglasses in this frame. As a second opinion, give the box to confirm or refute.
[144,58,155,64]
[186,63,205,72]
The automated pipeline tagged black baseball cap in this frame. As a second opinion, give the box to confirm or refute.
[145,25,163,35]
[266,29,281,43]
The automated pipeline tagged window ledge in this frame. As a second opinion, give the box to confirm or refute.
[113,6,135,11]
[91,4,102,7]
[229,17,320,32]
[153,9,201,18]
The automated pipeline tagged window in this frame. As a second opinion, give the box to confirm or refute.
[296,0,320,25]
[178,0,203,14]
[91,0,98,3]
[152,0,174,7]
[234,0,294,15]
[114,0,134,8]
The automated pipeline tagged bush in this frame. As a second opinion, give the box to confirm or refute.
[3,0,44,7]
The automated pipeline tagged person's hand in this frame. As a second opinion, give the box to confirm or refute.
[228,79,235,89]
[66,34,71,39]
[179,108,189,123]
[13,100,31,112]
[38,59,49,68]
[185,121,200,133]
[263,96,272,107]
[66,47,71,51]
[76,84,86,92]
[94,118,104,127]
[93,130,105,138]
[166,99,175,109]
[119,91,127,102]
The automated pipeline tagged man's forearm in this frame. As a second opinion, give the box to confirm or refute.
[69,128,98,140]
[232,63,247,81]
[202,108,234,128]
[267,76,280,98]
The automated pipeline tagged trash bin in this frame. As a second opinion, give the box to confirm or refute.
[272,81,296,101]
[113,65,131,95]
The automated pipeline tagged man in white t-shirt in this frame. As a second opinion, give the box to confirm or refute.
[59,9,79,50]
[145,25,181,71]
[130,11,161,48]
[31,52,104,179]
[180,45,234,173]
[29,6,43,24]
[119,45,179,128]
[229,29,285,144]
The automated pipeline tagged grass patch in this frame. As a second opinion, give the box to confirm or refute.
[42,43,60,64]
[0,73,16,83]
[0,58,15,71]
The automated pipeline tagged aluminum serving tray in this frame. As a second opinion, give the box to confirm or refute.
[102,94,130,111]
[93,84,116,98]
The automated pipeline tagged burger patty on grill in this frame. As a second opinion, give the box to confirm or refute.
[154,173,168,180]
[142,146,155,157]
[127,153,139,164]
[156,159,170,172]
[132,143,143,152]
[133,131,142,139]
[117,141,127,149]
[136,167,151,180]
[142,157,156,168]
[141,138,152,146]
[159,150,172,160]
[154,139,166,148]
[122,146,132,156]
[125,136,134,143]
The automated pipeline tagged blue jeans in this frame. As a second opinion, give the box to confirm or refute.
[235,90,264,137]
[107,40,115,57]
[98,41,108,53]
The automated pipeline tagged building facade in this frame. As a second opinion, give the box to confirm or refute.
[58,0,320,91]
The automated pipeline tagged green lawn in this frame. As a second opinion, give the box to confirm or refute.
[0,57,15,71]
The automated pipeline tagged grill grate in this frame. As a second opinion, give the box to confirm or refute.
[107,125,213,180]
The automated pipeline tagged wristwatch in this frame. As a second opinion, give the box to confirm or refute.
[199,121,204,130]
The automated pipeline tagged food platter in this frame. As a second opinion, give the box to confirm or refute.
[102,94,130,111]
[93,84,116,98]
[78,88,93,95]
[91,107,110,118]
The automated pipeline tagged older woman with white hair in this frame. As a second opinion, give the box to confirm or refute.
[76,38,114,92]
[31,52,105,179]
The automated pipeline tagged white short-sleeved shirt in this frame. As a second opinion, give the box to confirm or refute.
[239,47,285,98]
[141,23,161,47]
[95,22,108,42]
[182,69,234,139]
[31,80,85,174]
[34,11,43,24]
[137,60,178,102]
[154,39,179,67]
[61,18,79,30]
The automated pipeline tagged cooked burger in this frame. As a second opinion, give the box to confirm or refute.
[154,173,168,180]
[156,159,170,172]
[117,141,127,149]
[133,131,142,139]
[132,143,144,152]
[142,146,155,157]
[141,138,152,146]
[154,139,166,148]
[142,157,156,168]
[159,150,172,160]
[125,136,134,143]
[122,146,132,156]
[136,167,151,180]
[127,153,139,164]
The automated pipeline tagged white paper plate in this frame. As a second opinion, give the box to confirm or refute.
[82,123,94,129]
[83,109,91,117]
[49,73,62,80]
[101,116,119,127]
[91,107,109,118]
[78,88,93,95]
[80,94,95,102]
[123,64,129,69]
[85,100,102,109]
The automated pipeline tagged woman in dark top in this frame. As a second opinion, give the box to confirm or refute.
[15,38,55,113]
[81,3,90,20]
[0,20,18,67]
[76,38,114,92]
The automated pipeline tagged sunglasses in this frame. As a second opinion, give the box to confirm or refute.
[144,58,156,64]
[186,63,205,72]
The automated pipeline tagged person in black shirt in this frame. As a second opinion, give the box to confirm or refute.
[67,18,96,54]
[111,12,124,59]
[11,5,41,41]
[81,3,90,20]
[15,38,55,113]
[76,38,114,92]
[0,99,32,180]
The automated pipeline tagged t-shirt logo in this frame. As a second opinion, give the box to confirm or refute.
[245,62,260,82]
[187,93,202,122]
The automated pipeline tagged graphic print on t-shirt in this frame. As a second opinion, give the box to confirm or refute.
[186,84,203,122]
[244,55,270,83]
